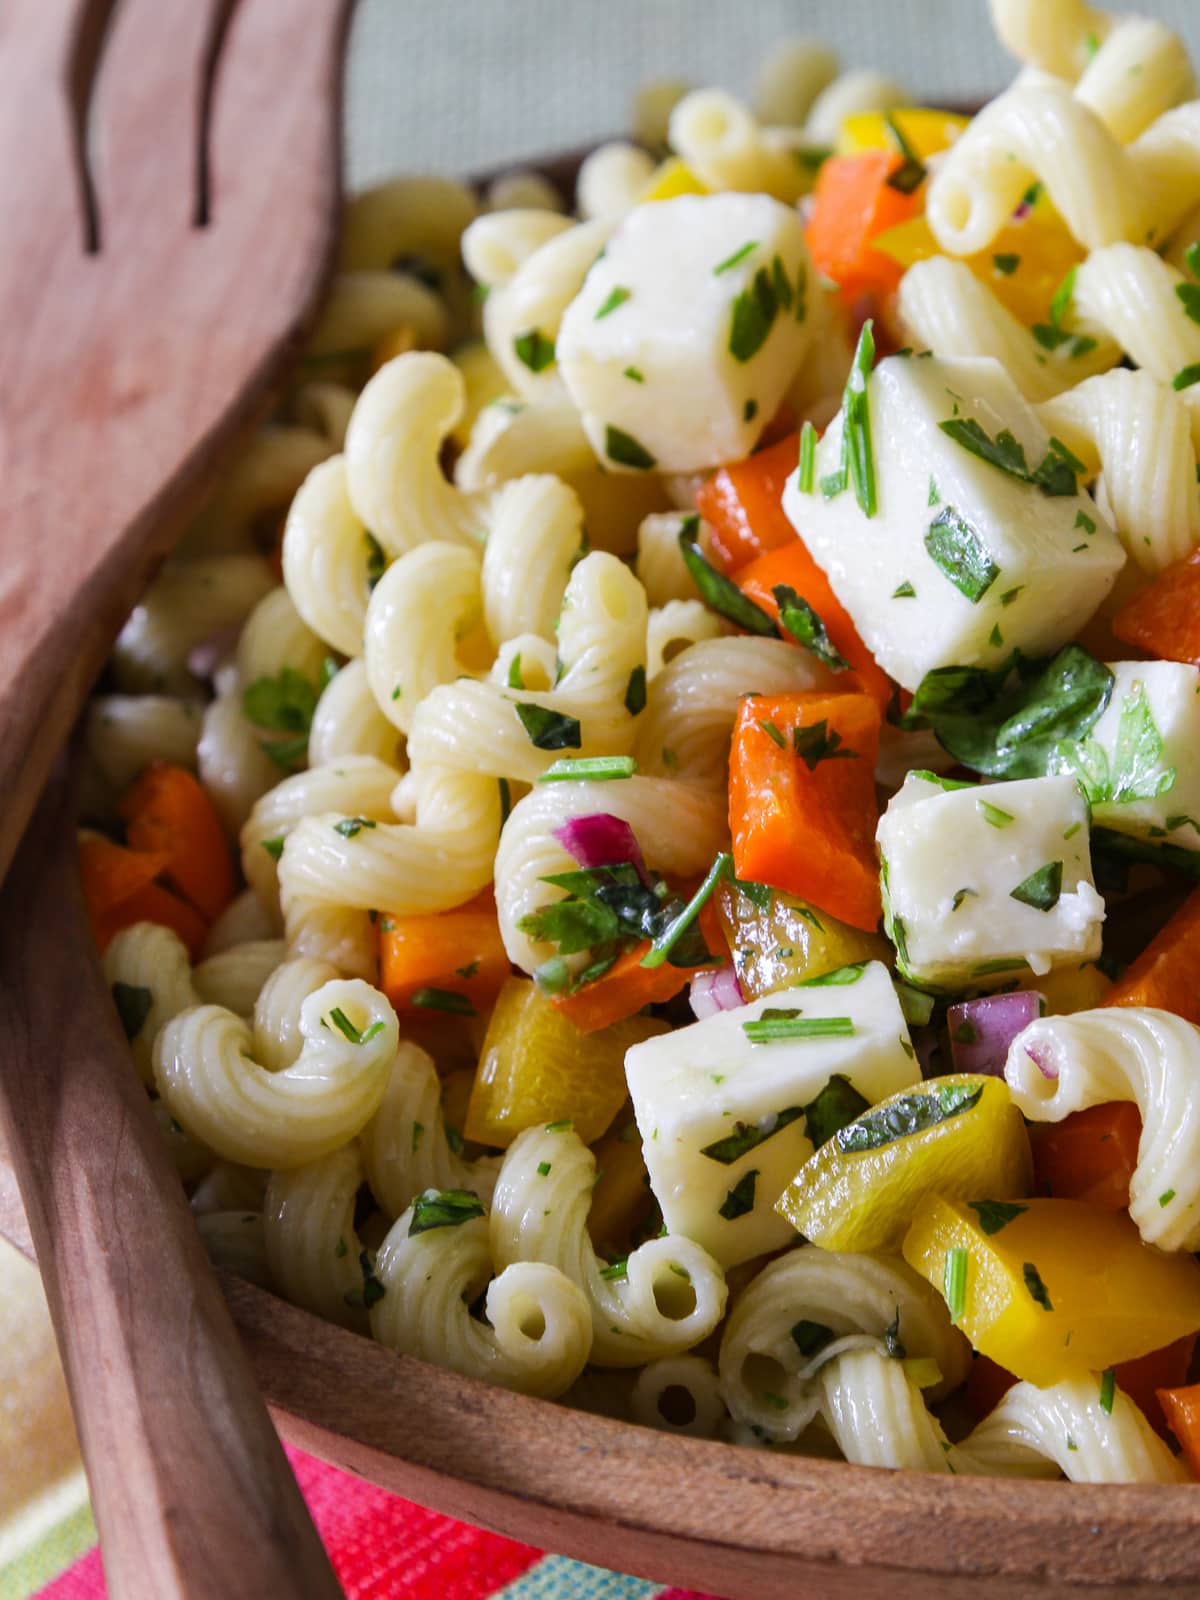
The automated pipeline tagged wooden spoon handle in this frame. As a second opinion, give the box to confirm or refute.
[0,772,343,1599]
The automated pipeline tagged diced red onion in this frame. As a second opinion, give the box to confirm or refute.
[1023,1038,1059,1081]
[553,813,649,882]
[947,991,1045,1078]
[689,964,744,1020]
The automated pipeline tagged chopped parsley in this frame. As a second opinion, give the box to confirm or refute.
[513,329,556,372]
[772,586,848,670]
[604,424,657,470]
[1053,681,1175,805]
[925,505,1001,604]
[410,988,476,1015]
[835,1082,984,1155]
[522,861,713,980]
[803,1073,870,1148]
[537,1161,552,1177]
[243,666,323,770]
[1175,281,1200,327]
[1173,363,1200,392]
[641,851,733,969]
[700,1105,805,1164]
[623,366,645,383]
[717,1170,759,1221]
[624,664,647,716]
[793,719,856,771]
[791,1320,836,1358]
[968,1200,1027,1235]
[1009,860,1063,912]
[514,703,582,750]
[333,816,376,838]
[882,113,927,194]
[743,399,758,423]
[951,886,978,912]
[261,836,286,862]
[1022,1262,1053,1311]
[1099,1367,1116,1414]
[938,416,1082,497]
[595,285,632,320]
[365,533,386,588]
[677,518,779,635]
[993,253,1020,276]
[892,580,917,599]
[1075,510,1096,534]
[1160,1188,1177,1207]
[112,982,153,1042]
[408,1189,486,1236]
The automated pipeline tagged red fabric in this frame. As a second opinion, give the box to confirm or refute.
[38,1446,542,1599]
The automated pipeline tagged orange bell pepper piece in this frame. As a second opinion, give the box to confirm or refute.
[378,890,510,1017]
[1112,546,1200,666]
[1103,886,1200,1026]
[695,434,800,573]
[120,762,235,922]
[805,151,926,303]
[551,943,691,1034]
[1158,1382,1200,1476]
[1031,1102,1143,1210]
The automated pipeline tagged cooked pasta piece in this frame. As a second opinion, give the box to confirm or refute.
[461,210,575,292]
[191,940,286,1017]
[361,1040,500,1217]
[668,90,809,203]
[103,922,198,1085]
[306,270,448,359]
[630,1355,728,1438]
[197,691,291,837]
[181,426,334,558]
[264,1143,369,1331]
[575,142,657,222]
[485,169,566,215]
[490,1125,727,1366]
[308,658,401,768]
[153,975,395,1168]
[281,456,374,658]
[370,1201,592,1397]
[803,71,909,144]
[337,175,480,278]
[291,382,358,450]
[718,1246,970,1445]
[646,601,723,680]
[1006,1008,1200,1251]
[111,555,275,696]
[634,512,704,607]
[85,693,203,794]
[752,37,839,128]
[201,888,281,956]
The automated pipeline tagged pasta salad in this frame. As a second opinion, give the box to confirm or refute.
[80,0,1200,1486]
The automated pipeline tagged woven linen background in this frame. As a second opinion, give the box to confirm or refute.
[345,0,1200,185]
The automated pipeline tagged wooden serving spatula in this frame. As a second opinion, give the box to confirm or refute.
[0,0,356,1593]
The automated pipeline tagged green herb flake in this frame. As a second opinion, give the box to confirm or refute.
[411,987,477,1016]
[728,263,782,362]
[604,424,657,471]
[677,521,779,636]
[1055,680,1176,807]
[112,982,153,1042]
[333,816,377,839]
[507,653,524,691]
[1023,1261,1053,1311]
[842,320,878,517]
[718,1170,759,1221]
[243,667,319,737]
[537,755,636,783]
[801,962,867,986]
[993,253,1020,276]
[743,399,758,423]
[515,702,582,751]
[513,329,556,372]
[1175,282,1200,327]
[999,586,1023,607]
[335,1236,348,1258]
[743,1010,855,1044]
[623,366,645,383]
[791,1320,836,1358]
[925,506,1000,603]
[979,800,1015,829]
[797,420,817,493]
[803,1073,871,1148]
[1174,363,1200,392]
[882,114,927,195]
[989,624,1004,648]
[772,585,848,670]
[701,1105,805,1164]
[537,1160,552,1177]
[261,835,286,862]
[1010,860,1063,912]
[793,719,856,771]
[1074,510,1096,534]
[944,1247,968,1322]
[408,1188,486,1236]
[1099,1367,1116,1414]
[892,580,917,599]
[928,476,941,506]
[1160,1188,1177,1207]
[938,416,1080,497]
[714,241,759,275]
[968,1200,1028,1235]
[836,1081,984,1155]
[545,1119,573,1134]
[641,851,732,970]
[595,285,632,320]
[624,664,647,716]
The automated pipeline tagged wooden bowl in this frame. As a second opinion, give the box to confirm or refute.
[5,139,1199,1600]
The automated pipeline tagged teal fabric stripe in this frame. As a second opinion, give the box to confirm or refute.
[492,1552,664,1599]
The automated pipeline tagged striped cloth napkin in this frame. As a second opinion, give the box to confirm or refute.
[30,1445,723,1600]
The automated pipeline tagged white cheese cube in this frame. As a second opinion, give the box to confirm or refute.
[782,354,1125,691]
[877,773,1105,989]
[623,962,918,1266]
[1054,661,1200,850]
[557,194,813,474]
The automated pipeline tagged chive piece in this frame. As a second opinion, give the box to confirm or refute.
[1160,1188,1177,1207]
[537,1161,552,1177]
[944,1248,968,1323]
[1186,242,1200,281]
[624,664,647,716]
[1173,363,1200,392]
[408,1189,486,1236]
[514,703,582,750]
[599,1257,629,1281]
[677,521,779,636]
[604,424,657,470]
[545,1119,573,1133]
[772,585,849,670]
[507,653,524,690]
[410,987,477,1015]
[327,1007,385,1044]
[979,800,1014,829]
[537,755,636,783]
[513,329,556,372]
[742,1011,855,1043]
[365,533,387,589]
[498,776,512,826]
[714,241,759,275]
[892,580,916,599]
[759,719,787,748]
[800,962,867,986]
[333,816,377,839]
[797,420,817,493]
[1010,861,1063,912]
[925,506,1000,604]
[641,852,733,969]
[261,835,285,862]
[595,285,632,320]
[1022,1262,1053,1311]
[968,1200,1027,1235]
[623,366,645,383]
[717,1170,759,1221]
[1099,1367,1116,1415]
[993,253,1020,276]
[842,320,878,517]
[951,886,977,912]
[112,982,153,1042]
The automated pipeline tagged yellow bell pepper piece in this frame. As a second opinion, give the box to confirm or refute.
[776,1074,1031,1253]
[903,1196,1200,1387]
[640,157,708,203]
[716,881,890,1002]
[586,1117,654,1259]
[1036,962,1113,1015]
[465,977,664,1148]
[836,108,970,160]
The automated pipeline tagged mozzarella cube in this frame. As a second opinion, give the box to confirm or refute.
[557,194,813,473]
[1056,661,1200,850]
[782,354,1125,691]
[623,962,918,1266]
[877,773,1105,989]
